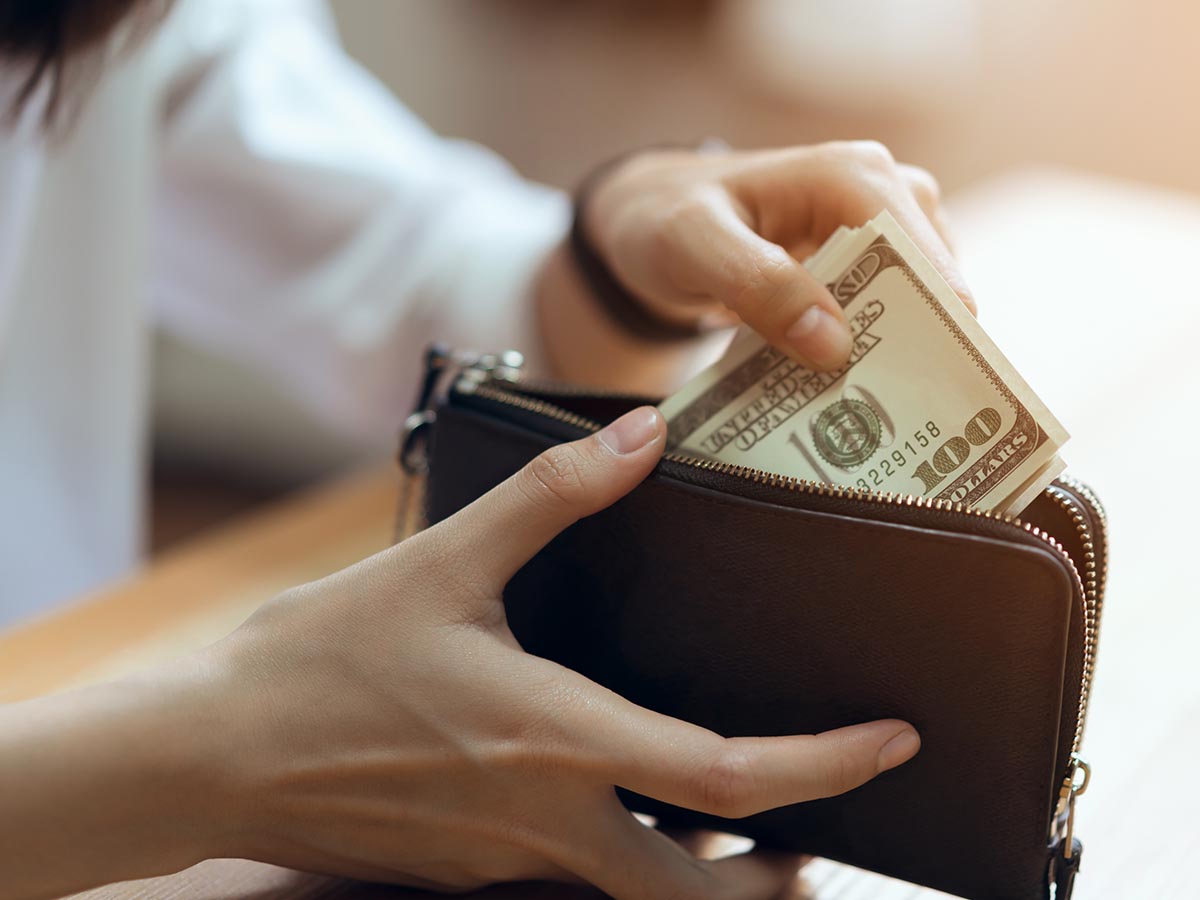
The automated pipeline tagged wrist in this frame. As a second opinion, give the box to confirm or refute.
[0,661,243,899]
[536,242,731,394]
[93,656,250,870]
[571,149,709,341]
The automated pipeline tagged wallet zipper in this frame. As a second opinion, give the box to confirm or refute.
[423,349,1104,856]
[1043,479,1105,859]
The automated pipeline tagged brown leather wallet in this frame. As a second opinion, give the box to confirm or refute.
[402,347,1107,900]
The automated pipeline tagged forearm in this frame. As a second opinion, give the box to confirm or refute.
[0,659,233,900]
[535,242,730,394]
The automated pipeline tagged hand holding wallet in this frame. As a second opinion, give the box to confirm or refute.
[401,347,1106,900]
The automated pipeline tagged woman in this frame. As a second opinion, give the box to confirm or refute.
[0,1,970,897]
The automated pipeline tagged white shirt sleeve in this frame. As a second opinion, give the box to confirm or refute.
[149,0,570,447]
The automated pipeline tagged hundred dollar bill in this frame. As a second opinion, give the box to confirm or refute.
[659,211,1068,515]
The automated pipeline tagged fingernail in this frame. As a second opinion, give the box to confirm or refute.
[598,407,662,455]
[785,306,853,369]
[877,727,921,772]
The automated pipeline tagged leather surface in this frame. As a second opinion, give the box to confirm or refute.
[424,396,1086,900]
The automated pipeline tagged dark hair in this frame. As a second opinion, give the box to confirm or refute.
[1,0,168,127]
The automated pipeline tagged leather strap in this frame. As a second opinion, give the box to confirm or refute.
[1047,838,1083,899]
[569,148,711,341]
[570,139,742,340]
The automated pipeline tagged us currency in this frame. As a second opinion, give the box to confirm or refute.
[658,211,1068,515]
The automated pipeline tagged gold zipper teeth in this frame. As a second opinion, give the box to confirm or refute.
[1044,485,1102,762]
[1057,475,1109,617]
[1063,473,1108,714]
[486,383,1082,531]
[468,379,1093,783]
[472,384,606,431]
[501,377,661,404]
[471,382,1081,547]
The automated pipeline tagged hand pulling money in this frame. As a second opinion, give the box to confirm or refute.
[658,212,1068,515]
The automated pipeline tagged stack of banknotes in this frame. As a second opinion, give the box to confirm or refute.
[659,211,1067,515]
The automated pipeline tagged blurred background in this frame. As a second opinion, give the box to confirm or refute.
[16,6,1198,889]
[330,0,1197,196]
[152,0,1199,548]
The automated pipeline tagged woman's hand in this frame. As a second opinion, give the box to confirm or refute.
[538,141,969,390]
[588,141,970,367]
[199,407,919,898]
[0,409,919,900]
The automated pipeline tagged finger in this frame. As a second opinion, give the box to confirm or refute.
[897,163,941,211]
[897,163,958,258]
[655,825,729,859]
[566,802,802,900]
[663,191,853,370]
[442,407,666,589]
[622,721,919,818]
[557,671,919,818]
[844,169,976,315]
[655,826,811,873]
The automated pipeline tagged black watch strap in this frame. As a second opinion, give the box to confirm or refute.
[569,150,708,342]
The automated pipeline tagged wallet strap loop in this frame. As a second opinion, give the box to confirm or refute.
[1047,838,1083,899]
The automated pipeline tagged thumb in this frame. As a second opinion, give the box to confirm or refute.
[448,406,665,589]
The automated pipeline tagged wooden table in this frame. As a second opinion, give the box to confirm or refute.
[3,169,1199,898]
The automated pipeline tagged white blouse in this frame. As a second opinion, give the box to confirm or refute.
[0,0,570,626]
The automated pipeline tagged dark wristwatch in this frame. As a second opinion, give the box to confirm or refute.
[569,142,728,342]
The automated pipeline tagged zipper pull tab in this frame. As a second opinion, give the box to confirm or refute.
[454,349,525,394]
[400,346,525,473]
[399,344,452,475]
[1051,754,1091,859]
[415,343,453,414]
